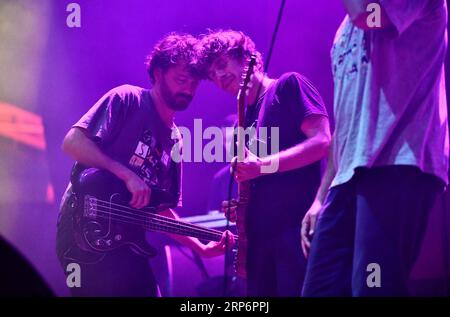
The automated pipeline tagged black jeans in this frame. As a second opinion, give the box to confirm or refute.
[302,166,444,296]
[246,225,306,297]
[56,190,158,297]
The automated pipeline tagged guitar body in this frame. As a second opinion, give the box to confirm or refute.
[69,168,167,263]
[65,167,225,264]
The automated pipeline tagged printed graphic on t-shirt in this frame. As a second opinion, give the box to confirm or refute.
[332,20,369,82]
[128,129,171,188]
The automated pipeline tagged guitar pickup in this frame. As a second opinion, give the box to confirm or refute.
[84,195,98,218]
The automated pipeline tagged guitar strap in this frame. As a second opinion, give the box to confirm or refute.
[243,81,277,154]
[255,82,277,131]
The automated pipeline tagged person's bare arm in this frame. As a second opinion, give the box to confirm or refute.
[265,114,331,173]
[158,208,235,258]
[312,136,336,205]
[301,136,337,258]
[62,127,151,209]
[234,115,331,182]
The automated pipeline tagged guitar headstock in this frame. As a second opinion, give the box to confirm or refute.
[237,55,257,104]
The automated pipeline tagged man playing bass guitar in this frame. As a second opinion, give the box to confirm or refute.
[56,33,234,297]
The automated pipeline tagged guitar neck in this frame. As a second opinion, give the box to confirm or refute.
[237,97,252,198]
[85,195,227,243]
[146,215,224,242]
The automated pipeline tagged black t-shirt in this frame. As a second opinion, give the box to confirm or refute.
[64,84,182,207]
[244,73,328,238]
[207,165,238,212]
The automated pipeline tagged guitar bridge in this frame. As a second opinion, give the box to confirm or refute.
[84,195,98,218]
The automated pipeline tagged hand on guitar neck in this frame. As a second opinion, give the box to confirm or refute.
[158,208,236,258]
[221,199,239,222]
[230,147,268,183]
[201,231,236,258]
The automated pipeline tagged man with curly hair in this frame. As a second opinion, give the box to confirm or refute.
[199,30,331,296]
[56,33,234,296]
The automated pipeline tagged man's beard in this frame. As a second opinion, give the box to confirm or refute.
[160,78,193,111]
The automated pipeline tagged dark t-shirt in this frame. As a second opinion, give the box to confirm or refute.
[244,73,328,238]
[64,84,182,207]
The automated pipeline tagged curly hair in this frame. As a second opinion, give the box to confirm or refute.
[145,33,202,84]
[198,29,264,78]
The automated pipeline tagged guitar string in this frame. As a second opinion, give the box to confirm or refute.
[91,201,222,234]
[91,209,223,241]
[91,200,225,237]
[93,207,223,240]
[92,208,222,236]
[95,213,219,240]
[90,198,226,236]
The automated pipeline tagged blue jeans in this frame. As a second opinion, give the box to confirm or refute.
[302,166,444,297]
